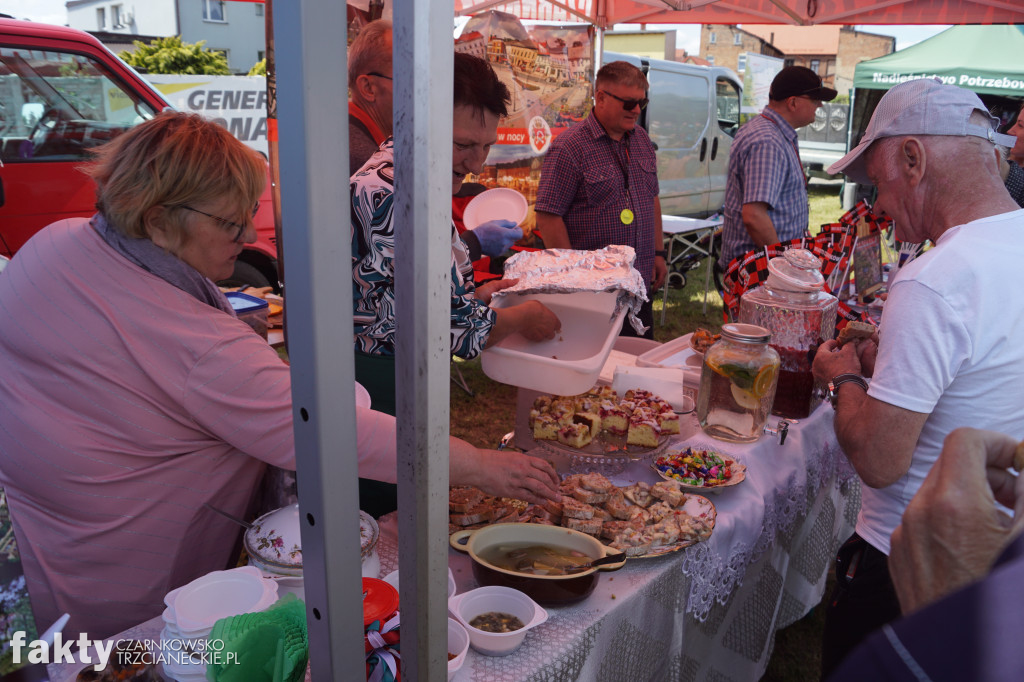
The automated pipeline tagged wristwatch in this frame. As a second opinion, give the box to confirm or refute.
[826,373,868,409]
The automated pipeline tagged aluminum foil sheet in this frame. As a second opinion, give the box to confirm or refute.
[492,245,649,335]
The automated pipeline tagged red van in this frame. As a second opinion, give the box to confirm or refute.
[0,18,279,289]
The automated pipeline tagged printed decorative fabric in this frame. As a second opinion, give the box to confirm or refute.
[721,200,892,335]
[351,141,496,359]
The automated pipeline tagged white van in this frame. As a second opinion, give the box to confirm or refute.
[604,52,742,218]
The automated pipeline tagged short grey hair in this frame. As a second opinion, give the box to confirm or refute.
[348,19,392,83]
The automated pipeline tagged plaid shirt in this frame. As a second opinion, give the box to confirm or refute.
[351,141,495,359]
[1007,160,1024,208]
[719,107,809,268]
[535,114,660,285]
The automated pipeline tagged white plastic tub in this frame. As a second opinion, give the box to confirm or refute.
[482,291,626,395]
[636,332,703,398]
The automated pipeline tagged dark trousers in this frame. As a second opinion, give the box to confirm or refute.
[353,351,399,518]
[619,296,655,340]
[821,533,903,679]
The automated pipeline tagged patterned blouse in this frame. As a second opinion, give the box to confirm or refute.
[351,140,496,359]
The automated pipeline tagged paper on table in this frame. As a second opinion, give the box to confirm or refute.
[598,349,638,385]
[612,366,687,410]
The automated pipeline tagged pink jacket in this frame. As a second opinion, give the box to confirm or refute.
[0,219,397,638]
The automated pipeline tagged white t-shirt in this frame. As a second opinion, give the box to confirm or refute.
[860,208,1024,555]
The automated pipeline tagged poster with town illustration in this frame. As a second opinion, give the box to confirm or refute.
[456,11,595,240]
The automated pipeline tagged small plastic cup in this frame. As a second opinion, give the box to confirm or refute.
[448,585,547,656]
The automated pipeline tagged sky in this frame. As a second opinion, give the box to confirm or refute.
[1,0,950,53]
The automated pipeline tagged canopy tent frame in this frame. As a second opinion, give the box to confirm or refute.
[268,2,1024,680]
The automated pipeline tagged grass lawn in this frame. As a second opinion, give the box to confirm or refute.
[449,181,851,680]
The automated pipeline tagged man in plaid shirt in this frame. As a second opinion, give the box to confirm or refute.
[718,66,837,270]
[535,61,666,339]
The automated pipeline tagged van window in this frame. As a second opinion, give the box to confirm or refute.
[715,77,740,137]
[647,70,710,151]
[0,46,158,163]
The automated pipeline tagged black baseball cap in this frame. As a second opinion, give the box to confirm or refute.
[769,66,837,102]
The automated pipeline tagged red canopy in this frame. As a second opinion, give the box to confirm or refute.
[454,0,1024,27]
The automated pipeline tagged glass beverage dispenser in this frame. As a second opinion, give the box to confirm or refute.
[738,249,837,419]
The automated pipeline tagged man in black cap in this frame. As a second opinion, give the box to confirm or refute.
[718,66,837,270]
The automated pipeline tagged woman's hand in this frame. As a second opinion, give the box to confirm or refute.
[451,442,560,505]
[475,278,519,305]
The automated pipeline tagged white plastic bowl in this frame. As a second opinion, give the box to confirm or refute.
[381,568,456,598]
[482,290,626,395]
[462,187,528,231]
[172,566,278,633]
[448,585,547,657]
[447,617,470,681]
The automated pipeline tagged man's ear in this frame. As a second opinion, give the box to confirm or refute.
[901,138,926,187]
[353,74,375,102]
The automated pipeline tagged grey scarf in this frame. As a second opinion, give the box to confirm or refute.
[91,213,235,316]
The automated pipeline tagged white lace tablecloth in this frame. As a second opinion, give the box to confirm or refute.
[377,404,860,682]
[49,406,857,682]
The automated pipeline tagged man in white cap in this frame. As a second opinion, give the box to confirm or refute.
[718,66,837,269]
[811,78,1024,676]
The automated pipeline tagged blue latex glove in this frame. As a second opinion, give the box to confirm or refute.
[474,219,523,257]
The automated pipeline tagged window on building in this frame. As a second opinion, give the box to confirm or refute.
[203,0,226,22]
[706,55,715,65]
[810,59,820,73]
[257,50,265,62]
[255,3,264,16]
[733,33,742,45]
[709,31,716,44]
[784,58,795,68]
[96,7,105,28]
[111,4,122,27]
[737,54,747,72]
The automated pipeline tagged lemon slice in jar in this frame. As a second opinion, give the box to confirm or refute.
[751,364,778,399]
[730,383,760,409]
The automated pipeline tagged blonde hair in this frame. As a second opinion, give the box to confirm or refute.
[82,112,266,243]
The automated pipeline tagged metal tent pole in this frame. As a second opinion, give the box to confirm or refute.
[274,1,365,678]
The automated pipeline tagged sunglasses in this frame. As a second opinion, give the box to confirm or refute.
[180,202,260,243]
[601,90,649,111]
[366,71,393,81]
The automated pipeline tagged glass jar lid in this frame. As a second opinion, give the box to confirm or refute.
[720,323,771,343]
[766,248,824,292]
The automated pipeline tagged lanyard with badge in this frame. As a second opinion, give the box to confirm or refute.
[612,136,634,225]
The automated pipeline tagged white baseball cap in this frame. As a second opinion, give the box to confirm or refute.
[828,78,1016,184]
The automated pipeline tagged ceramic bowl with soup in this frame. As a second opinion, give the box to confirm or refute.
[449,523,625,605]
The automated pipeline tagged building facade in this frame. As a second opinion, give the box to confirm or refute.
[66,0,266,74]
[700,25,783,72]
[702,24,893,96]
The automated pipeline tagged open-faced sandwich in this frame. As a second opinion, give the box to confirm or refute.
[836,320,877,347]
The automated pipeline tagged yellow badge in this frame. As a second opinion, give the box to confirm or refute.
[620,208,634,225]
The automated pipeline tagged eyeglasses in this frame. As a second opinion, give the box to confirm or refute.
[600,90,648,111]
[366,71,393,81]
[180,202,259,243]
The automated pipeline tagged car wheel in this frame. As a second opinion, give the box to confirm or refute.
[219,260,271,290]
